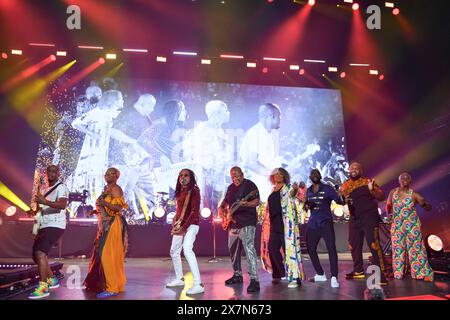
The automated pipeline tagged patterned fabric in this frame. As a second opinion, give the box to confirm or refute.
[228,226,259,280]
[391,189,434,280]
[261,184,305,281]
[341,177,372,198]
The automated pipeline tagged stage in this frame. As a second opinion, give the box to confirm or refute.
[4,254,449,300]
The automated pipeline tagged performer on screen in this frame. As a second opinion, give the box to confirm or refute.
[386,172,434,281]
[340,162,388,285]
[219,166,261,293]
[84,167,129,298]
[110,93,157,219]
[239,103,281,202]
[28,165,68,299]
[71,90,124,212]
[166,169,204,295]
[183,100,231,216]
[261,168,305,288]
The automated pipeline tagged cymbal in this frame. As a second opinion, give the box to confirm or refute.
[157,191,169,195]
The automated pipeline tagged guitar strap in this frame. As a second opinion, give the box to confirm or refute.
[41,182,63,215]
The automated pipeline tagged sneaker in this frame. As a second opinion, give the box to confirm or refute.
[314,274,327,282]
[28,282,50,299]
[345,271,365,280]
[96,291,118,299]
[331,276,340,288]
[246,279,260,293]
[166,279,185,287]
[186,284,205,295]
[288,281,298,288]
[225,275,243,285]
[47,276,60,289]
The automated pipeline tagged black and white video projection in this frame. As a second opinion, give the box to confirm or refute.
[34,78,349,224]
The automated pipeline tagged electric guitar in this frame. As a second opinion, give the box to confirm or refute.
[220,189,258,231]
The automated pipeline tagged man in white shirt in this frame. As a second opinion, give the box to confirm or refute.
[28,165,68,299]
[240,103,282,201]
[183,100,231,214]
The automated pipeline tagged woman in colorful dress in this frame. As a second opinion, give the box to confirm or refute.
[261,168,305,288]
[386,172,434,281]
[84,167,129,298]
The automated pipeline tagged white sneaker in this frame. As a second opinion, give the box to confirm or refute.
[331,276,340,288]
[186,284,205,295]
[288,281,298,288]
[314,274,327,282]
[166,279,184,287]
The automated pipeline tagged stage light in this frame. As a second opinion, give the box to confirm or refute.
[220,54,244,59]
[98,57,105,64]
[263,57,286,61]
[379,74,385,80]
[50,54,56,61]
[213,217,222,223]
[304,59,326,63]
[154,207,166,219]
[290,65,300,70]
[328,66,338,72]
[173,51,198,56]
[201,208,212,219]
[308,0,315,6]
[427,235,443,252]
[156,56,167,62]
[392,8,400,15]
[267,0,274,3]
[344,0,353,3]
[247,62,257,68]
[201,59,211,65]
[1,53,7,59]
[262,67,268,73]
[5,206,16,217]
[122,48,148,53]
[166,211,176,224]
[56,51,67,56]
[11,49,23,55]
[106,53,117,60]
[78,45,104,50]
[29,43,55,47]
[370,69,379,75]
[299,68,305,75]
[352,3,359,10]
[385,2,394,8]
[340,71,346,78]
[349,63,370,66]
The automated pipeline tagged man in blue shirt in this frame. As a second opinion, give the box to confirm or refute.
[304,169,344,288]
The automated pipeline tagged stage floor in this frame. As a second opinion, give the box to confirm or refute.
[5,254,449,300]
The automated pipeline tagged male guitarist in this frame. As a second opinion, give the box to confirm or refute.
[27,165,68,299]
[219,166,261,293]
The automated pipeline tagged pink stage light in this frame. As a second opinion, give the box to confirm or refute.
[379,74,385,80]
[1,53,7,59]
[352,3,359,10]
[299,68,305,75]
[393,8,400,15]
[308,0,315,6]
[98,57,105,64]
[262,67,268,73]
[50,54,56,61]
[340,72,346,78]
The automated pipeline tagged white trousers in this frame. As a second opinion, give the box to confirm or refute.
[170,224,201,285]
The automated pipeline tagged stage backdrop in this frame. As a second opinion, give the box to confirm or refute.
[31,77,349,225]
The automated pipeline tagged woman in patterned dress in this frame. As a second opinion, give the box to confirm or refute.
[261,168,305,288]
[386,172,434,281]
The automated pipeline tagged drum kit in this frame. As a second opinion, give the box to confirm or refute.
[151,191,176,223]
